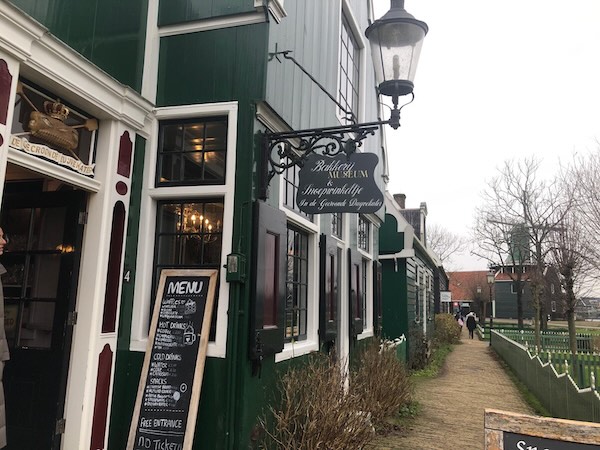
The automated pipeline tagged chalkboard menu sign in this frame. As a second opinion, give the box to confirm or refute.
[127,269,218,450]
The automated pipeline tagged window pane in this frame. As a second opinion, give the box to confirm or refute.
[339,16,360,125]
[157,118,227,185]
[155,200,223,267]
[332,213,342,238]
[285,226,309,342]
[156,235,179,265]
[358,216,370,252]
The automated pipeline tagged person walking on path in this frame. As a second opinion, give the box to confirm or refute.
[466,311,477,339]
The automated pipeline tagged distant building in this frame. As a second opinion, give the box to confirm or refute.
[575,298,600,320]
[493,264,563,321]
[447,271,492,317]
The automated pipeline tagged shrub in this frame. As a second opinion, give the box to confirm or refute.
[260,354,375,449]
[408,327,429,370]
[350,339,413,428]
[434,313,462,346]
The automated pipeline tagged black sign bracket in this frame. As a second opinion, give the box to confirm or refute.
[259,121,386,200]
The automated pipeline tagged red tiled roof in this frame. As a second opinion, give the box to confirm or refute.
[447,271,492,302]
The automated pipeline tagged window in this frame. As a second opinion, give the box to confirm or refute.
[338,14,360,125]
[154,200,224,289]
[361,258,368,328]
[283,159,312,221]
[511,281,525,294]
[551,301,557,313]
[332,213,343,239]
[358,215,370,252]
[285,226,309,341]
[415,275,421,323]
[550,283,555,295]
[156,117,227,186]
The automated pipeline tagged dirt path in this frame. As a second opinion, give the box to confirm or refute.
[369,329,534,449]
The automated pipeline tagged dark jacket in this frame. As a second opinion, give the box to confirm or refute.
[466,314,476,331]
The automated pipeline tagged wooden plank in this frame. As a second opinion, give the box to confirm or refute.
[485,409,600,448]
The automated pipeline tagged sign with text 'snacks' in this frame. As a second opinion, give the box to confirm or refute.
[485,409,600,450]
[296,153,383,214]
[127,269,218,450]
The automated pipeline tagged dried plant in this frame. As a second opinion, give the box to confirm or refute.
[260,353,375,449]
[350,339,413,428]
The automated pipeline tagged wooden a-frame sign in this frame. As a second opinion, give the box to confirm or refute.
[127,269,218,450]
[485,409,600,449]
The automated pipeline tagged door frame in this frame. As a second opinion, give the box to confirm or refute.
[1,188,86,448]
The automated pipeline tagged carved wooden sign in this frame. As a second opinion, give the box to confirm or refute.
[296,153,383,214]
[485,409,600,450]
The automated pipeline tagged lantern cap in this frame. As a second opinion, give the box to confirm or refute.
[365,0,429,39]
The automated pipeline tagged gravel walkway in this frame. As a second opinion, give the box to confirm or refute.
[369,328,534,449]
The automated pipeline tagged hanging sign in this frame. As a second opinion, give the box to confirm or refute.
[296,153,383,214]
[127,269,218,450]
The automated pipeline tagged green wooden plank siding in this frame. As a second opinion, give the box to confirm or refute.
[156,24,269,449]
[381,259,408,339]
[10,0,148,92]
[496,280,535,319]
[157,24,267,106]
[158,0,256,26]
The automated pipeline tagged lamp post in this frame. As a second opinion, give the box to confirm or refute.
[261,0,428,197]
[476,285,482,325]
[487,270,495,346]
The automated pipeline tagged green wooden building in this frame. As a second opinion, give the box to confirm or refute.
[379,192,443,366]
[0,1,419,448]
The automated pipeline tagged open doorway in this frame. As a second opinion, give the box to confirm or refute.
[1,171,86,449]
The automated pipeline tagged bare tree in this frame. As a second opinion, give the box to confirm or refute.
[547,210,594,357]
[473,157,574,345]
[472,208,528,329]
[570,146,600,275]
[427,223,467,266]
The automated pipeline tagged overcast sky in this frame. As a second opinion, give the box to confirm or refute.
[374,0,600,271]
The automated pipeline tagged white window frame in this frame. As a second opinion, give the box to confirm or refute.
[510,282,525,295]
[130,101,238,358]
[337,1,367,125]
[276,180,320,361]
[255,103,321,362]
[356,215,374,339]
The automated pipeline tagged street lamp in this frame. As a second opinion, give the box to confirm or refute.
[487,269,496,346]
[476,285,482,325]
[366,0,429,129]
[260,0,428,197]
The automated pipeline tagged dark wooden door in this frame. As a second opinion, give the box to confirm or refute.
[1,190,85,450]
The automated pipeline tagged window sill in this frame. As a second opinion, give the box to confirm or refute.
[275,339,319,362]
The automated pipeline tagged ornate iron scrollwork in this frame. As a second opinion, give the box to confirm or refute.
[260,122,384,199]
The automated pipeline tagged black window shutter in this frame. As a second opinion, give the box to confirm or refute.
[250,200,286,361]
[373,260,383,336]
[348,248,364,337]
[319,234,338,344]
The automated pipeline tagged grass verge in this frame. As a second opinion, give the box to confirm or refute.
[411,343,454,379]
